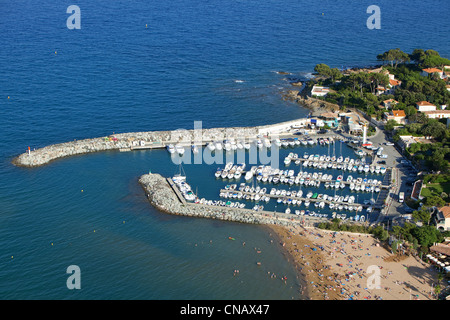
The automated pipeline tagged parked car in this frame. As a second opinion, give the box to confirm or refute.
[377,160,386,164]
[385,142,394,146]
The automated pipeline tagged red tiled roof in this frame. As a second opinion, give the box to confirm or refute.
[389,79,401,86]
[392,110,406,117]
[438,206,450,218]
[422,68,442,73]
[416,101,435,106]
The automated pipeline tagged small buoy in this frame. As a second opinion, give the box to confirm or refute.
[51,243,53,246]
[322,12,324,15]
[81,190,83,192]
[123,221,125,224]
[55,51,57,54]
[7,96,10,99]
[145,24,148,28]
[93,230,96,233]
[11,256,13,259]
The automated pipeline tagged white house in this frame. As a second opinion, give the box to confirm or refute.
[382,99,398,110]
[416,101,437,112]
[421,67,445,79]
[384,109,407,124]
[386,79,401,94]
[422,110,450,119]
[311,85,330,97]
[435,206,450,231]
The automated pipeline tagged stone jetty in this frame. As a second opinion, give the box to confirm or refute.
[12,118,310,167]
[139,173,322,228]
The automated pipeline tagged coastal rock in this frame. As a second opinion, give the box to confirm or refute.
[282,91,340,116]
[290,81,303,87]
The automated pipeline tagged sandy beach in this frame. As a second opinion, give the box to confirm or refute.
[270,225,440,300]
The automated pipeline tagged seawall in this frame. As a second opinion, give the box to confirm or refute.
[12,118,309,167]
[139,173,326,228]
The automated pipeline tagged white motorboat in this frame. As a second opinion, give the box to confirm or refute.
[207,142,215,151]
[191,144,199,154]
[223,140,232,151]
[166,144,175,153]
[273,138,281,147]
[175,145,185,155]
[215,141,223,150]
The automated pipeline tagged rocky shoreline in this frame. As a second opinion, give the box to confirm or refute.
[282,90,340,117]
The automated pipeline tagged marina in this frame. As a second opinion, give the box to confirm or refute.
[156,134,391,224]
[13,113,392,226]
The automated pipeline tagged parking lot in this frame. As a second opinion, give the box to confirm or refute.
[336,125,419,218]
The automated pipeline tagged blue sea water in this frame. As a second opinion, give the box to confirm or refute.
[0,0,449,299]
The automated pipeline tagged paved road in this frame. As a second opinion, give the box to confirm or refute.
[362,126,419,219]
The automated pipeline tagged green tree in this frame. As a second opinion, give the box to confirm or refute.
[410,49,426,64]
[329,68,343,82]
[422,120,446,139]
[314,63,331,77]
[412,208,431,225]
[411,225,441,248]
[384,119,398,132]
[424,195,446,207]
[369,72,389,94]
[377,48,410,68]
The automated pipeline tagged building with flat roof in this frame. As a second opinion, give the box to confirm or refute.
[310,85,330,97]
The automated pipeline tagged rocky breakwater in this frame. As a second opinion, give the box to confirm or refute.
[139,173,303,228]
[12,124,262,167]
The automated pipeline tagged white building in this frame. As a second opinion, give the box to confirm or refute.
[435,206,450,231]
[311,85,330,97]
[421,68,445,79]
[416,101,437,112]
[422,110,450,119]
